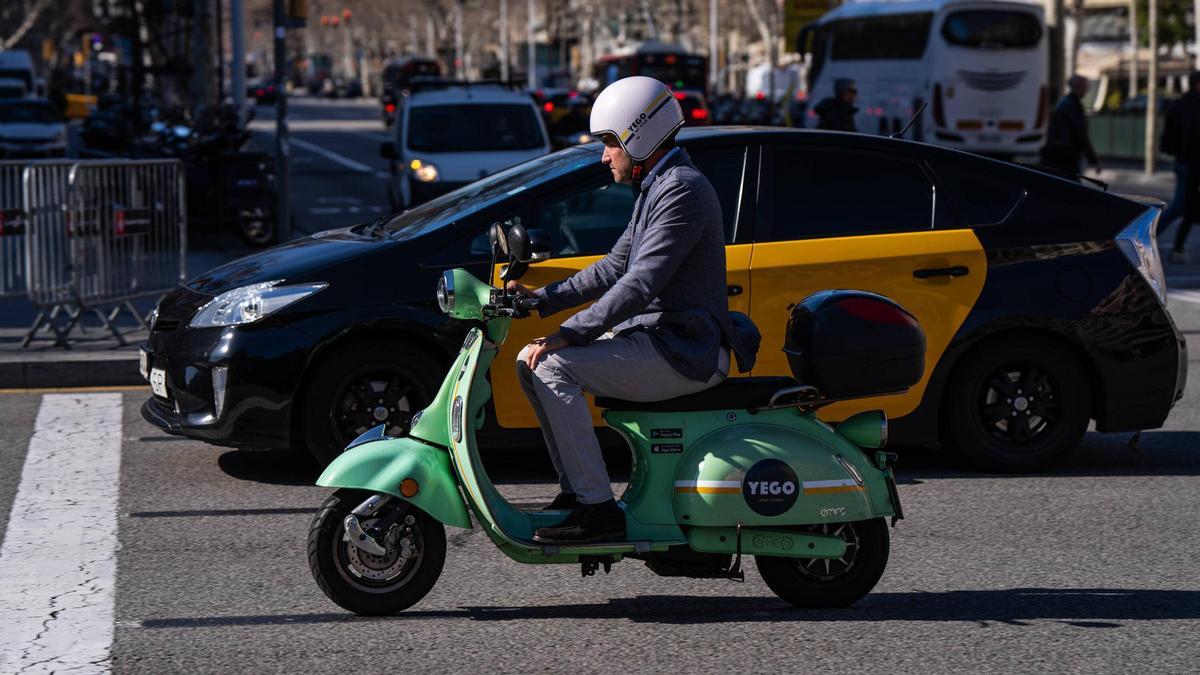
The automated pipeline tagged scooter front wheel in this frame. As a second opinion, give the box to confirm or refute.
[756,518,889,609]
[307,489,446,616]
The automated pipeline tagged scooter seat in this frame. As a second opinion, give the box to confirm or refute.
[595,376,800,413]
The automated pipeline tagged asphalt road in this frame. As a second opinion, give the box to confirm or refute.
[2,295,1199,673]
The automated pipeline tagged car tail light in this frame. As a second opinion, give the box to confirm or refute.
[256,88,264,97]
[691,108,709,121]
[1035,85,1049,129]
[1116,208,1167,304]
[933,83,946,128]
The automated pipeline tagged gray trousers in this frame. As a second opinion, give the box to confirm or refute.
[516,331,728,504]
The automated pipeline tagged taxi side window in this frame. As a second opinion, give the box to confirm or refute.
[689,147,747,243]
[533,146,748,257]
[758,147,935,241]
[535,181,636,257]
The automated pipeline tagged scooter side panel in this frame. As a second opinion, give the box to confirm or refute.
[316,436,472,530]
[672,411,897,527]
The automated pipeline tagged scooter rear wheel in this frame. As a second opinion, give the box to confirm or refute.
[756,518,889,608]
[308,489,446,616]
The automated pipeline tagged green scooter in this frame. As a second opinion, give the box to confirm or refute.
[307,223,923,615]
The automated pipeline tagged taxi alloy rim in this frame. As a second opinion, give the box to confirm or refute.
[979,364,1059,448]
[332,368,425,445]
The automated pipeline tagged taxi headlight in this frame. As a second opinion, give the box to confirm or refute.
[189,280,328,328]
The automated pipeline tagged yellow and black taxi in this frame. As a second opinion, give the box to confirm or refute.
[140,128,1186,472]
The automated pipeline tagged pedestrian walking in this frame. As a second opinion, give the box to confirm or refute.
[814,78,858,132]
[1040,75,1101,176]
[1158,71,1200,262]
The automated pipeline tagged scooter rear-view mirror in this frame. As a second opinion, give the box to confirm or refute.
[489,222,509,257]
[507,222,532,263]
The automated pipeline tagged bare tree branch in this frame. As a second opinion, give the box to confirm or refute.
[3,0,53,50]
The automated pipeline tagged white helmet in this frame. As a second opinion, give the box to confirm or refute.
[589,76,684,162]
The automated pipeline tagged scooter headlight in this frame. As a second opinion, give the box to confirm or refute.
[436,271,455,313]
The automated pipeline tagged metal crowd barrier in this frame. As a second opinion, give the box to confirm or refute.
[10,159,187,347]
[0,161,31,297]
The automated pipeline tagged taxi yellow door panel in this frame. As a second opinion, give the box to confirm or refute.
[749,230,986,421]
[490,243,753,429]
[750,144,986,421]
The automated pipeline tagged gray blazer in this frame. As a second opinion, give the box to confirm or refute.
[534,148,761,382]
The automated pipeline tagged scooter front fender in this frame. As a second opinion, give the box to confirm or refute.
[316,436,472,530]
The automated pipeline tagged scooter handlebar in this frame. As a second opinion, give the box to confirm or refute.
[513,296,544,313]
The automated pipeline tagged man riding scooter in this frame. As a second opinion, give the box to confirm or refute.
[508,76,761,544]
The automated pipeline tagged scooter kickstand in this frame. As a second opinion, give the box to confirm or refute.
[580,555,614,577]
[726,522,746,582]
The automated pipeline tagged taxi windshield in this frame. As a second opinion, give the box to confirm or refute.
[379,145,600,240]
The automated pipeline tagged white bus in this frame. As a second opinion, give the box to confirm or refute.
[799,0,1048,157]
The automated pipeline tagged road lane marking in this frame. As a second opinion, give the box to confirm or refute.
[0,393,123,673]
[289,137,374,173]
[1168,290,1200,305]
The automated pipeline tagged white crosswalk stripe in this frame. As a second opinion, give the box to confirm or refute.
[0,393,123,674]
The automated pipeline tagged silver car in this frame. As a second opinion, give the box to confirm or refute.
[0,99,67,158]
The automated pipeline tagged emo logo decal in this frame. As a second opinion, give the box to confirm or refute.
[742,459,799,516]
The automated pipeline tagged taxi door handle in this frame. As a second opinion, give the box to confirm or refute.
[913,265,969,279]
[727,284,744,296]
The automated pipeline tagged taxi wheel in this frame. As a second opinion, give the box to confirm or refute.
[302,341,442,466]
[944,335,1091,472]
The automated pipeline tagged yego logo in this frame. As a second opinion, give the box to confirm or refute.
[742,459,799,516]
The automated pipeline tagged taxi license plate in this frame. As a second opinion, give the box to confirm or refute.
[139,349,149,380]
[149,368,168,399]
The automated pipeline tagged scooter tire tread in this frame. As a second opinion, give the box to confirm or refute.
[756,518,889,609]
[308,488,447,616]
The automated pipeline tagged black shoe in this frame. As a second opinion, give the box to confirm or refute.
[541,492,577,511]
[533,499,627,544]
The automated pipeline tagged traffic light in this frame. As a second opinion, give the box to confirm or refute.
[341,9,351,23]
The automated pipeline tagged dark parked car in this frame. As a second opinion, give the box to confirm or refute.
[141,128,1186,471]
[247,78,279,104]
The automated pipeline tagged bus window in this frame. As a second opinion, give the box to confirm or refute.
[807,24,832,90]
[941,10,1043,49]
[830,13,933,61]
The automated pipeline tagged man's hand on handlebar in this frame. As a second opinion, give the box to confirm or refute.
[505,280,532,296]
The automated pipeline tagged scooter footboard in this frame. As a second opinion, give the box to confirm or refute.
[317,436,472,529]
